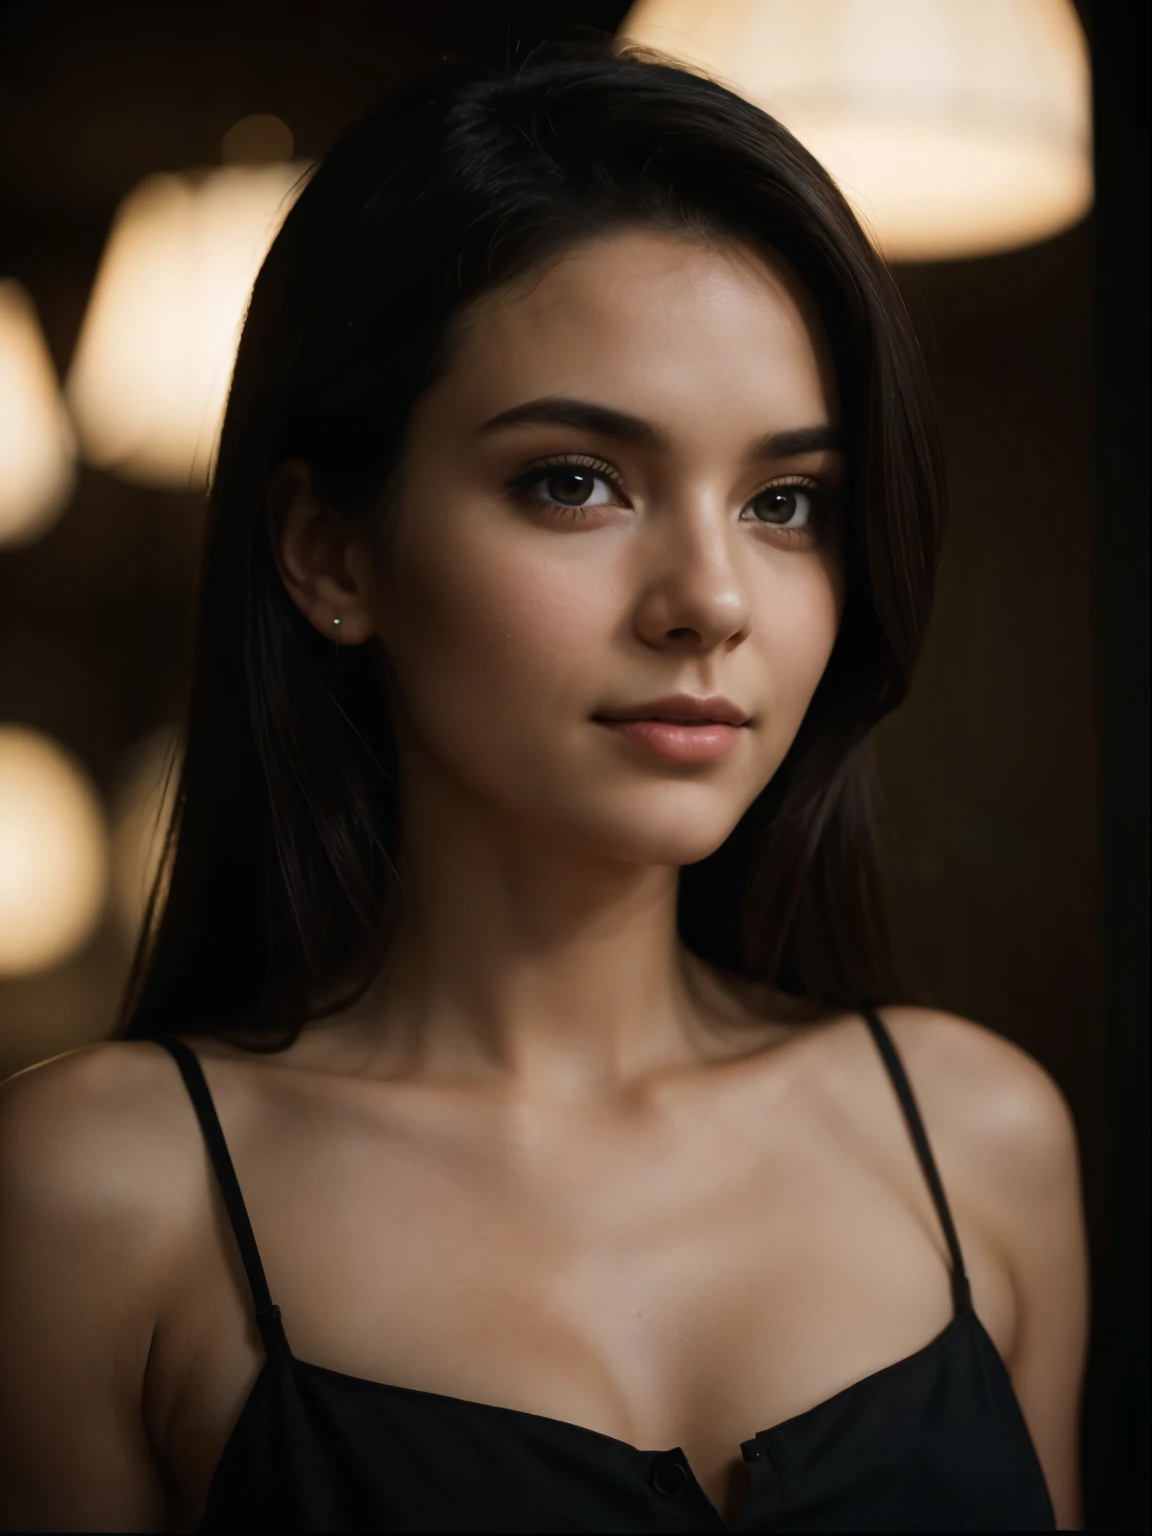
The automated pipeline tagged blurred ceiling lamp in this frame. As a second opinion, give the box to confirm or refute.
[0,280,76,547]
[617,0,1093,261]
[65,115,309,491]
[110,724,181,944]
[0,725,109,977]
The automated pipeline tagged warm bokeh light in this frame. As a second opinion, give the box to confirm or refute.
[65,140,309,490]
[110,724,181,943]
[0,279,76,547]
[618,0,1093,261]
[0,726,109,977]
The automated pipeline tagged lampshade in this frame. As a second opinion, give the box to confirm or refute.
[0,726,109,977]
[0,280,76,547]
[617,0,1092,261]
[110,724,181,943]
[65,156,309,490]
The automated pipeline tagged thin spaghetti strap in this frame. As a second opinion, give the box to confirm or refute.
[859,1009,972,1315]
[156,1037,289,1360]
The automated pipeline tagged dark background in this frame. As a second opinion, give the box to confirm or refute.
[0,1,1145,1527]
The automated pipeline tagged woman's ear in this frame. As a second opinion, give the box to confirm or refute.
[265,459,377,645]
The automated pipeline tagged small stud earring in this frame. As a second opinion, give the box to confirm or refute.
[332,616,342,633]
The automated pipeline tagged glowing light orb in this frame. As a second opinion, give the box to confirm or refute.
[0,726,109,976]
[66,128,309,490]
[0,280,76,547]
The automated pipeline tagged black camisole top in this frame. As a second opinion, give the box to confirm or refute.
[159,1010,1057,1532]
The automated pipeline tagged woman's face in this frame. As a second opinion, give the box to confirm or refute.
[352,226,846,866]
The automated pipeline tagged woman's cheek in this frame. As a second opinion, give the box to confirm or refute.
[461,556,613,719]
[382,532,613,756]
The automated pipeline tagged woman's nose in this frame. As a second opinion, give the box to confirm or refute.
[630,514,752,653]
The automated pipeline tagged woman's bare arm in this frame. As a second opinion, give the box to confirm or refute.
[888,1008,1091,1532]
[0,1045,176,1532]
[975,1039,1089,1531]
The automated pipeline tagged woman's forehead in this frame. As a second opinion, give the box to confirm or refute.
[429,229,839,440]
[467,227,816,345]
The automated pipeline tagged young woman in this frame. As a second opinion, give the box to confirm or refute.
[0,38,1087,1534]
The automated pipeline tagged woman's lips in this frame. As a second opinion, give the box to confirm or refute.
[593,718,744,764]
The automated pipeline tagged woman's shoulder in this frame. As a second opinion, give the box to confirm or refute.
[0,1038,202,1237]
[858,1005,1082,1239]
[871,1004,1077,1161]
[0,1041,198,1530]
[0,1033,184,1119]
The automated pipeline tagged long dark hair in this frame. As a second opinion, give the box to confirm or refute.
[117,36,946,1050]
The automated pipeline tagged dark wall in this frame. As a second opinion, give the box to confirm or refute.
[1087,2,1150,1528]
[0,0,1141,1525]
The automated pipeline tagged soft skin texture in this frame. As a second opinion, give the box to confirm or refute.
[0,229,1088,1533]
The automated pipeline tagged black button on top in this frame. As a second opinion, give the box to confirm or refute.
[650,1453,690,1497]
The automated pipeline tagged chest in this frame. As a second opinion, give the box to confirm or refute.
[150,1082,1013,1530]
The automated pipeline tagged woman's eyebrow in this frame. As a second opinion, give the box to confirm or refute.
[477,396,841,460]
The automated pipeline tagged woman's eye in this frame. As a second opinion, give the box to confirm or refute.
[743,484,817,532]
[514,462,618,512]
[509,461,825,536]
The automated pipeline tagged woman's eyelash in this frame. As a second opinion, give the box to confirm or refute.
[505,454,832,535]
[505,454,622,516]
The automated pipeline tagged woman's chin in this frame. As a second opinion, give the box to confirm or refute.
[569,815,738,871]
